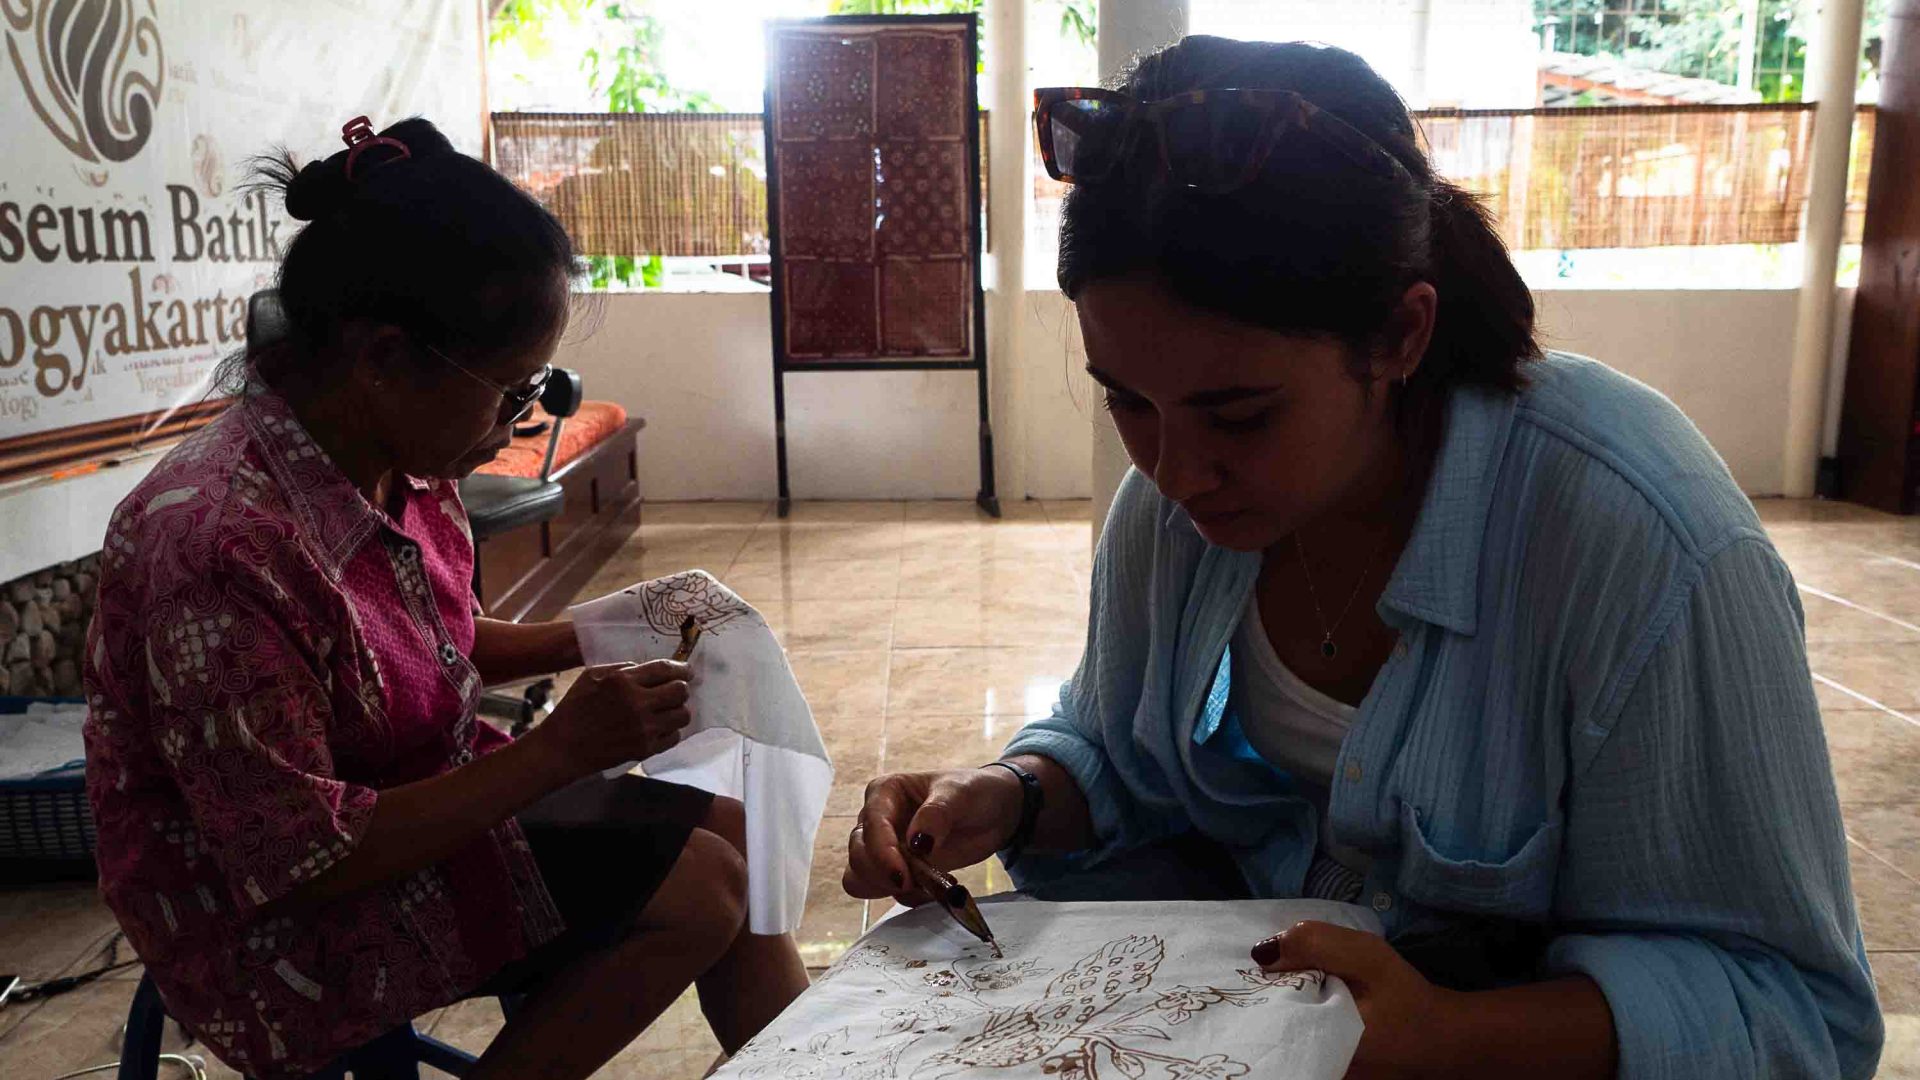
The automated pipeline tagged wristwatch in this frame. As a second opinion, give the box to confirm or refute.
[980,760,1044,869]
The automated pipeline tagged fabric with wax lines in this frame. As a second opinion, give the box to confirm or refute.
[716,899,1376,1079]
[571,572,832,934]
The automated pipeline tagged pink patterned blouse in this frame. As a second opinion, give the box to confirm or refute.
[83,391,563,1078]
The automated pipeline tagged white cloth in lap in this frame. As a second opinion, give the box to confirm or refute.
[570,571,833,935]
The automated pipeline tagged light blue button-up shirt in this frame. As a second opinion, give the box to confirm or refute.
[1003,353,1882,1078]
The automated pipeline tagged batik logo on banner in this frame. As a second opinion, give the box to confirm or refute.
[4,0,165,166]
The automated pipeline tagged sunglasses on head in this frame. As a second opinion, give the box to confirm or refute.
[424,342,554,424]
[1033,86,1411,195]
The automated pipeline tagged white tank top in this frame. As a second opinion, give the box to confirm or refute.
[1228,598,1371,875]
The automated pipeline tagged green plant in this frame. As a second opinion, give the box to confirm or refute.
[1536,0,1885,103]
[1053,0,1096,49]
[491,0,595,48]
[584,3,719,114]
[584,253,665,290]
[827,0,982,14]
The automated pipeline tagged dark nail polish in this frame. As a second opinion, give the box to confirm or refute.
[1250,937,1281,967]
[910,833,934,856]
[890,870,905,889]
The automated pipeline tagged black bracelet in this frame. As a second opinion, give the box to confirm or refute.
[981,760,1044,869]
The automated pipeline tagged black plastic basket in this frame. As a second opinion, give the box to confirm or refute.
[0,697,95,884]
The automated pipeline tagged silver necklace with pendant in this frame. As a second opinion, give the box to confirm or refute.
[1292,529,1392,660]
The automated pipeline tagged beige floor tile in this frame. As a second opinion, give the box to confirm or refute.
[788,650,891,716]
[1845,804,1920,882]
[1824,710,1920,806]
[423,995,507,1056]
[1794,565,1920,630]
[781,501,907,524]
[892,595,1086,649]
[1807,643,1920,711]
[884,646,1079,720]
[633,523,761,558]
[1754,498,1895,526]
[570,530,754,601]
[882,713,1031,774]
[895,552,1090,603]
[642,501,773,526]
[798,820,869,968]
[902,499,1048,524]
[816,714,884,816]
[0,975,122,1079]
[0,882,125,978]
[1800,590,1920,644]
[736,523,907,566]
[1850,840,1920,951]
[1875,952,1920,1079]
[1040,499,1094,524]
[898,522,1084,565]
[725,559,901,604]
[754,599,895,652]
[892,598,989,648]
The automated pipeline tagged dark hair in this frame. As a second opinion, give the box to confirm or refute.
[1058,38,1540,399]
[220,117,579,393]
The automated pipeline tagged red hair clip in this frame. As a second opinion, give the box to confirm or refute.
[341,115,411,182]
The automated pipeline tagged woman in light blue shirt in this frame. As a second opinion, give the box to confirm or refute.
[843,36,1881,1078]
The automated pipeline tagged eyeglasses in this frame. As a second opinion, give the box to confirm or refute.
[424,342,553,424]
[1033,86,1411,195]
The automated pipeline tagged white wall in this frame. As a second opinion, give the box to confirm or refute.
[0,283,1825,582]
[557,290,1098,503]
[566,286,1808,507]
[1533,288,1802,495]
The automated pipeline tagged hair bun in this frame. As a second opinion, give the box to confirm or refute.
[283,156,351,221]
[379,117,454,159]
[279,117,454,221]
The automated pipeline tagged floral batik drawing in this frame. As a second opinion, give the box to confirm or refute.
[624,570,755,638]
[714,900,1376,1080]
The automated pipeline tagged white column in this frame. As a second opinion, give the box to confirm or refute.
[1090,0,1189,547]
[1781,0,1866,496]
[1407,0,1435,108]
[987,0,1030,504]
[1737,0,1762,92]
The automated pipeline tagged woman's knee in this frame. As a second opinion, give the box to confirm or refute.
[699,796,747,858]
[641,827,748,947]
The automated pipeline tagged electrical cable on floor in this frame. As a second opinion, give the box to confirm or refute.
[43,1053,208,1080]
[0,928,131,1045]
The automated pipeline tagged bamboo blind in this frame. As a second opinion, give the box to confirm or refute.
[1846,104,1876,246]
[491,112,773,258]
[495,103,1874,258]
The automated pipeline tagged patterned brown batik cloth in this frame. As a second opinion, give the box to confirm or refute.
[773,21,974,361]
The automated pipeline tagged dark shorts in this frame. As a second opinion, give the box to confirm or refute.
[478,771,717,995]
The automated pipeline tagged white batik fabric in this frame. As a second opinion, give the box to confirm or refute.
[716,898,1379,1079]
[569,571,833,934]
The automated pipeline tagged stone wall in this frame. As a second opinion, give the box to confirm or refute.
[0,555,96,698]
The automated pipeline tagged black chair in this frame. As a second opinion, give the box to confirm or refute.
[456,365,583,544]
[119,972,520,1080]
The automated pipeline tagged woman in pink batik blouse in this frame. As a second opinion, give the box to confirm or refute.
[82,117,807,1080]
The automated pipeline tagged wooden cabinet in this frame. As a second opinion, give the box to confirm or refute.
[1837,0,1920,512]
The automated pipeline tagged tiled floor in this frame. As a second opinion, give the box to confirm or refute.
[3,497,1918,1077]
